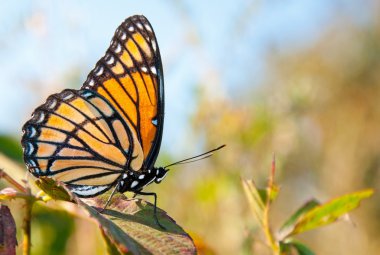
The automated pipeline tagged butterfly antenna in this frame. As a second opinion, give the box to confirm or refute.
[164,144,226,168]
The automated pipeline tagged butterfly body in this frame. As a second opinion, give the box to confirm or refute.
[117,167,168,194]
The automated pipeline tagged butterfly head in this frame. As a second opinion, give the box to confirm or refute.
[154,167,169,184]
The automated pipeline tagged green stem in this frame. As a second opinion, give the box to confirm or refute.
[263,154,280,255]
[22,186,33,255]
[263,205,279,254]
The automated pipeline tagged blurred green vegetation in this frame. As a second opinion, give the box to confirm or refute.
[0,136,23,163]
[0,2,379,255]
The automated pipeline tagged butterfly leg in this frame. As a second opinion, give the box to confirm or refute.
[100,183,119,212]
[133,190,166,230]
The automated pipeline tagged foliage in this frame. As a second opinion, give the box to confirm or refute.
[242,164,373,255]
[0,173,196,255]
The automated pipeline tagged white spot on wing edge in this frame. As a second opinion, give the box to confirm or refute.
[71,185,109,197]
[35,112,45,124]
[81,91,93,98]
[29,126,37,138]
[138,175,145,180]
[63,92,74,100]
[95,66,104,76]
[47,98,57,109]
[26,143,34,155]
[115,43,122,53]
[28,159,37,167]
[137,23,143,30]
[106,55,115,65]
[144,24,152,32]
[87,79,95,86]
[141,66,148,73]
[150,66,157,75]
[120,31,127,40]
[128,26,135,32]
[152,40,157,52]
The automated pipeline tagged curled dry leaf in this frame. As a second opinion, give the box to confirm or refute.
[0,205,17,255]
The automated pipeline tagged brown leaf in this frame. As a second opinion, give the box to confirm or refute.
[0,205,17,255]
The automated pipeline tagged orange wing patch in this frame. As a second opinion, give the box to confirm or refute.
[82,15,163,171]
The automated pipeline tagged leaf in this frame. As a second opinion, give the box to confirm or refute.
[0,205,17,255]
[290,240,315,255]
[280,239,315,255]
[77,195,196,255]
[34,177,73,202]
[285,189,374,237]
[267,183,280,203]
[241,179,265,228]
[31,178,196,254]
[278,199,320,239]
[100,228,124,255]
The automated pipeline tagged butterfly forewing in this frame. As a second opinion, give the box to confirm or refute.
[82,15,164,171]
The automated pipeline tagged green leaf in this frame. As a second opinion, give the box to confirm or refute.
[267,183,280,202]
[257,185,279,204]
[257,188,268,204]
[34,177,73,202]
[279,199,320,238]
[241,179,265,228]
[285,189,374,237]
[76,195,196,255]
[0,136,23,163]
[281,239,315,255]
[291,240,315,255]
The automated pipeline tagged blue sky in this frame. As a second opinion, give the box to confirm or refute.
[0,1,368,155]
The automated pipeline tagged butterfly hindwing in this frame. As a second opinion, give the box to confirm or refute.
[82,15,164,171]
[22,89,133,196]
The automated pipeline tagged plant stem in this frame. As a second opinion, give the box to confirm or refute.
[263,205,279,254]
[263,154,280,255]
[22,186,33,255]
[0,169,27,193]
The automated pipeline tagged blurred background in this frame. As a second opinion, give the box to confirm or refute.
[0,1,379,254]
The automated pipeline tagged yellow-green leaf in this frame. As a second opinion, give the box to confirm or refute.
[286,189,374,237]
[279,199,320,239]
[34,177,73,202]
[242,179,265,228]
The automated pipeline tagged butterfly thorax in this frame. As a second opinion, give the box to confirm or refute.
[117,167,168,193]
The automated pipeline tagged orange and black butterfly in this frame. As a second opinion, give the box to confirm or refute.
[21,15,223,228]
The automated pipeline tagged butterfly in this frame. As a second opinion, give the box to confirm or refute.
[21,15,224,229]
